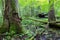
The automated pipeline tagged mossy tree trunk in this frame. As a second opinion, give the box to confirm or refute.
[48,0,56,22]
[48,0,56,28]
[0,0,23,34]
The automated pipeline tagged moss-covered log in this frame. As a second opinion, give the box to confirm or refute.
[27,17,60,29]
[27,17,60,24]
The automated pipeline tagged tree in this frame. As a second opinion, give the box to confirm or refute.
[48,0,56,22]
[0,0,23,34]
[48,0,59,28]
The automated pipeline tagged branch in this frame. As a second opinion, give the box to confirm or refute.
[27,17,48,24]
[27,17,60,24]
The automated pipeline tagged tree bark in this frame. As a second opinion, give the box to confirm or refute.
[0,0,23,34]
[48,0,56,22]
[48,0,60,28]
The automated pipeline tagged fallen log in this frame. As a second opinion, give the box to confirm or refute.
[27,17,60,29]
[27,17,60,24]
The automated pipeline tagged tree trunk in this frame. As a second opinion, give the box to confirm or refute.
[48,0,57,28]
[48,0,56,22]
[0,0,23,34]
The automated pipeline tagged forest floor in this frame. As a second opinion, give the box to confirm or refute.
[0,28,60,40]
[0,17,60,40]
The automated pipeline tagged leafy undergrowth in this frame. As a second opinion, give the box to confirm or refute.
[0,28,60,40]
[0,19,60,40]
[0,17,60,40]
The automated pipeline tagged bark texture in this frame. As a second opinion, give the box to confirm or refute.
[48,0,56,22]
[0,0,23,34]
[48,0,58,28]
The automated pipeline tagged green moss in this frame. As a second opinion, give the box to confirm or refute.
[9,24,17,34]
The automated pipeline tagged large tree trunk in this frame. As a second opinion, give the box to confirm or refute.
[0,0,23,34]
